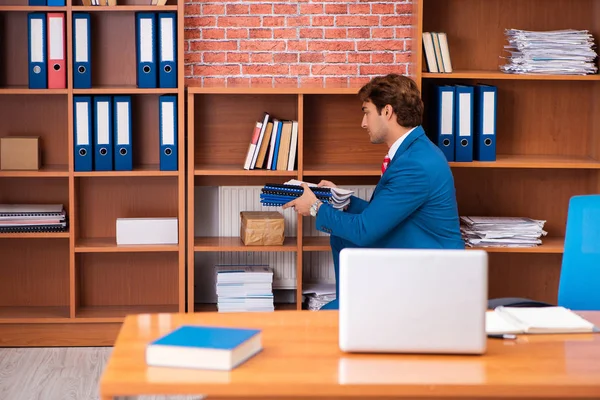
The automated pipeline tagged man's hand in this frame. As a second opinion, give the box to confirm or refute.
[317,180,337,188]
[282,183,318,216]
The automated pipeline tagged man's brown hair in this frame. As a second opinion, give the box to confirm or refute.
[358,73,424,128]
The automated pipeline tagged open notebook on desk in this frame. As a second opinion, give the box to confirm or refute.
[486,306,598,335]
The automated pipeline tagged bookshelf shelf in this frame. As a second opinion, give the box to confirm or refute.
[0,0,185,345]
[75,238,179,253]
[194,237,298,252]
[423,70,600,81]
[194,165,297,176]
[449,155,600,170]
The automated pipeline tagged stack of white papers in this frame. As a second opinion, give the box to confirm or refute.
[500,29,598,75]
[486,306,597,335]
[285,179,354,210]
[460,216,547,248]
[302,283,336,310]
[215,265,274,312]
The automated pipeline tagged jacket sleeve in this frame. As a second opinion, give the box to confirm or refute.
[345,195,369,214]
[315,159,430,246]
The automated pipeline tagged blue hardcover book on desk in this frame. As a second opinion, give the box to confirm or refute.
[146,325,262,370]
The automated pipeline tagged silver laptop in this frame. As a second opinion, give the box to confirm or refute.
[338,248,488,355]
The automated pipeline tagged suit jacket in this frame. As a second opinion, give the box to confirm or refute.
[315,125,464,249]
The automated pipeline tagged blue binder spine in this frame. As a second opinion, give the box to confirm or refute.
[74,96,93,172]
[73,13,91,89]
[113,96,133,171]
[474,85,497,162]
[433,85,455,162]
[159,95,178,171]
[29,0,46,5]
[28,13,47,89]
[454,85,474,162]
[136,12,158,89]
[94,96,113,171]
[158,12,177,88]
[47,0,66,5]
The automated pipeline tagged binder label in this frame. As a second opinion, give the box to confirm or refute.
[459,92,471,137]
[75,18,89,62]
[117,102,130,145]
[162,102,175,145]
[31,19,44,63]
[161,17,174,61]
[483,92,495,135]
[441,91,453,135]
[76,102,90,145]
[140,18,154,62]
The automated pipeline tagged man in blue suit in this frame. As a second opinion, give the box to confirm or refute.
[283,74,464,309]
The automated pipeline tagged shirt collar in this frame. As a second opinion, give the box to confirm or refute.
[388,126,417,161]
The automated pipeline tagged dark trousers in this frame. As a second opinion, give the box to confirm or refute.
[319,235,358,310]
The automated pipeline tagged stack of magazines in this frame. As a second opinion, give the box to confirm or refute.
[460,216,547,248]
[215,265,275,313]
[0,204,68,233]
[500,29,598,75]
[260,179,353,210]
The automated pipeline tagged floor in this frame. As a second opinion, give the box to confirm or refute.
[0,347,205,400]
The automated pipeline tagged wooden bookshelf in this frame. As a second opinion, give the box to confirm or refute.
[413,0,600,304]
[0,0,185,346]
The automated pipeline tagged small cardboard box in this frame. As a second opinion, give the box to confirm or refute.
[0,136,41,170]
[240,211,285,246]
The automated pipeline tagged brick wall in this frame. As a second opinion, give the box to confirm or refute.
[184,0,413,87]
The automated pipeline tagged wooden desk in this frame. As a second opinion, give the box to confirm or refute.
[100,310,600,399]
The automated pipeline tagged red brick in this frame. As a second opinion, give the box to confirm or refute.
[250,78,273,88]
[274,52,299,63]
[404,39,412,52]
[274,78,299,88]
[347,28,370,39]
[324,53,347,63]
[184,4,201,15]
[244,64,290,75]
[300,3,323,14]
[250,28,273,39]
[226,4,250,15]
[202,5,224,15]
[312,16,334,26]
[287,16,311,27]
[395,52,411,63]
[300,52,324,63]
[185,52,202,63]
[218,16,261,27]
[240,40,286,51]
[291,65,311,76]
[250,4,272,14]
[194,65,241,76]
[325,77,350,88]
[202,28,225,40]
[349,76,371,87]
[184,28,201,40]
[184,64,193,78]
[227,77,251,87]
[348,4,370,14]
[203,77,226,87]
[250,53,273,63]
[336,16,379,27]
[309,40,355,51]
[288,40,308,51]
[396,3,413,14]
[274,28,298,39]
[300,28,324,39]
[372,28,394,39]
[300,77,324,87]
[381,16,411,26]
[227,52,250,63]
[348,53,370,63]
[372,4,394,14]
[311,64,358,75]
[396,27,412,38]
[263,16,286,27]
[227,28,249,39]
[372,53,394,63]
[357,40,405,51]
[274,4,298,14]
[185,16,216,27]
[203,52,227,63]
[325,28,347,39]
[185,77,203,87]
[190,41,238,51]
[359,65,405,75]
[325,4,347,14]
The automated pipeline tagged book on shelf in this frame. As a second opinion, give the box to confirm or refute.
[0,204,68,233]
[146,324,262,370]
[215,265,275,313]
[243,113,298,171]
[486,306,598,335]
[423,32,453,73]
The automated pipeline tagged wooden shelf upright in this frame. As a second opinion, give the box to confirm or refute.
[0,0,185,346]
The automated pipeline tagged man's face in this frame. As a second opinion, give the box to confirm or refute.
[361,100,387,144]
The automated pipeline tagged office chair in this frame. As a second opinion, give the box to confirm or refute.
[488,195,600,310]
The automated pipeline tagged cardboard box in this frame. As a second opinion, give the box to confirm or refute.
[0,136,41,170]
[240,211,285,246]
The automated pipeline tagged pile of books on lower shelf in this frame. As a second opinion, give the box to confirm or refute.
[0,204,68,234]
[302,283,336,311]
[215,265,275,312]
[460,216,547,248]
[500,29,598,75]
[260,179,353,210]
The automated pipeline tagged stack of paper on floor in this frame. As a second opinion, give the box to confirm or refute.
[302,283,336,310]
[260,179,354,210]
[146,325,262,370]
[486,306,597,335]
[460,216,547,248]
[215,265,274,312]
[0,204,68,233]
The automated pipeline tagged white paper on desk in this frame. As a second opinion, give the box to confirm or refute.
[486,311,522,334]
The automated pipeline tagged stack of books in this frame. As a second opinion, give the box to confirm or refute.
[260,179,353,210]
[0,204,68,234]
[500,29,598,75]
[460,216,547,248]
[215,265,275,313]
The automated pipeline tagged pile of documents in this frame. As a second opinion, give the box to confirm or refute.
[260,179,354,210]
[302,283,336,311]
[215,265,275,312]
[500,29,598,75]
[460,216,547,248]
[0,204,68,234]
